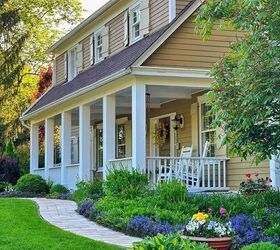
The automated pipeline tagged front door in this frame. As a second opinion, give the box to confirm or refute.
[150,113,176,157]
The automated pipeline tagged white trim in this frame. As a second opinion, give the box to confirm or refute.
[169,0,176,22]
[133,0,202,66]
[94,26,104,64]
[21,69,131,120]
[131,66,211,79]
[129,2,142,45]
[67,46,78,81]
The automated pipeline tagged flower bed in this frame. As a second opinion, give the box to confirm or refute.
[75,170,280,249]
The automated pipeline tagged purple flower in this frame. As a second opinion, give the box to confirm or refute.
[127,216,183,237]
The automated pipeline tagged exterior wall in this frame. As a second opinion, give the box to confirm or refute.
[55,53,66,85]
[144,13,243,69]
[108,11,125,56]
[81,36,92,69]
[149,0,169,33]
[227,157,270,190]
[176,0,193,15]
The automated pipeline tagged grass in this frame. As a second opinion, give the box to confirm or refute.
[0,198,123,250]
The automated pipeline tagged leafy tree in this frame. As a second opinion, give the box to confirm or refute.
[0,0,82,94]
[196,0,280,163]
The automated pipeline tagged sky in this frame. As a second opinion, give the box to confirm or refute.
[81,0,110,18]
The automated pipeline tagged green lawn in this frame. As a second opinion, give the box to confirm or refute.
[0,199,123,250]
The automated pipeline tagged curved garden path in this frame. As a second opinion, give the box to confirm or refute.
[31,198,142,248]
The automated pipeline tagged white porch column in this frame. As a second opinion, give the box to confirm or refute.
[132,82,146,171]
[44,118,54,180]
[30,123,39,173]
[79,104,91,181]
[270,155,280,188]
[103,95,116,180]
[61,111,72,185]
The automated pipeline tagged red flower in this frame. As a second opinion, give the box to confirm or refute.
[261,184,268,189]
[266,177,272,182]
[245,173,251,178]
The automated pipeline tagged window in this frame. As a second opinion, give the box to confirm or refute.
[116,124,126,159]
[129,5,141,43]
[200,103,216,157]
[68,47,77,81]
[94,30,103,63]
[96,128,103,169]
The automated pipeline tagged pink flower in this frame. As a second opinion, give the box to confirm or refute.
[208,207,213,213]
[220,207,227,216]
[245,173,251,179]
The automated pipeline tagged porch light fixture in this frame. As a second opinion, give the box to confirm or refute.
[172,114,184,130]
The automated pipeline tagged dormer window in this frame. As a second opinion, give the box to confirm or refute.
[68,47,77,81]
[129,5,141,43]
[94,29,103,63]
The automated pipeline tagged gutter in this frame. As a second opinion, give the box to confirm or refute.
[21,68,131,120]
[20,119,30,130]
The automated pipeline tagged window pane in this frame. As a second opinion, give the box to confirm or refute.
[201,104,214,131]
[202,131,216,157]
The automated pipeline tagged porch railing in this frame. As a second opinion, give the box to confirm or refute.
[146,157,229,191]
[33,168,45,178]
[65,164,79,190]
[49,166,61,184]
[108,157,133,171]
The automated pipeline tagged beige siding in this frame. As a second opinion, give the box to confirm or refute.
[55,53,66,85]
[108,11,125,56]
[149,0,169,33]
[176,0,193,15]
[144,14,243,69]
[81,36,91,69]
[227,158,270,190]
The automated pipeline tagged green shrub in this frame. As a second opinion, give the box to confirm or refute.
[50,184,69,194]
[72,179,103,204]
[241,242,280,250]
[3,139,17,158]
[0,181,8,192]
[16,144,30,176]
[105,168,149,199]
[157,180,187,204]
[15,174,49,194]
[129,233,211,250]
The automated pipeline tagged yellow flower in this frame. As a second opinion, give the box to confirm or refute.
[192,212,209,221]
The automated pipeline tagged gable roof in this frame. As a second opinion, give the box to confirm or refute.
[22,0,201,120]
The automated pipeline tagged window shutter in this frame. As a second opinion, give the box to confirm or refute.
[101,26,109,58]
[89,34,94,65]
[191,103,199,157]
[63,53,68,81]
[123,10,129,46]
[76,43,83,73]
[215,127,227,157]
[52,59,56,85]
[140,0,150,37]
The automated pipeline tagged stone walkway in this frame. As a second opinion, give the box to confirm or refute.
[31,198,142,248]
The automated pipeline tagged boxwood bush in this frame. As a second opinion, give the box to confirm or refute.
[50,184,69,194]
[15,174,49,194]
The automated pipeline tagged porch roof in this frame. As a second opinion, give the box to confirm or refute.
[22,0,199,119]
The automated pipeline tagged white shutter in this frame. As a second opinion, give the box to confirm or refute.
[76,43,83,73]
[216,127,227,157]
[63,53,68,81]
[101,26,109,58]
[123,10,129,46]
[191,103,199,157]
[140,0,150,37]
[89,34,94,65]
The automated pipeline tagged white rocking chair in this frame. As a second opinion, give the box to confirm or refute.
[175,141,210,187]
[157,146,193,183]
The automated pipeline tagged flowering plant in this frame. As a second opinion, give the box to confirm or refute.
[185,212,233,238]
[240,173,272,194]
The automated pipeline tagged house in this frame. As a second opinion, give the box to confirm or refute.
[21,0,279,191]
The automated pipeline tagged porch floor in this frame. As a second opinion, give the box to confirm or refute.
[31,198,142,248]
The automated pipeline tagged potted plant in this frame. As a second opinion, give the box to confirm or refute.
[240,173,272,195]
[184,212,233,250]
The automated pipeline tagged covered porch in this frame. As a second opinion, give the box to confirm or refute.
[30,76,229,191]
